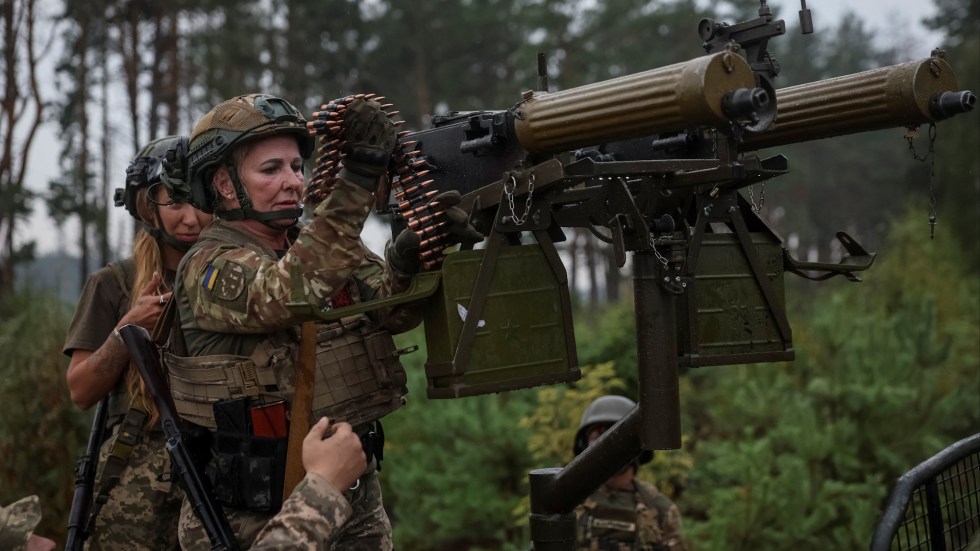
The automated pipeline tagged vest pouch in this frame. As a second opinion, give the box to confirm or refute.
[310,330,407,428]
[208,432,244,509]
[589,498,639,543]
[243,435,287,512]
[207,431,286,513]
[363,331,407,390]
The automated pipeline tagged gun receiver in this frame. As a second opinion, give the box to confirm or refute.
[117,324,240,551]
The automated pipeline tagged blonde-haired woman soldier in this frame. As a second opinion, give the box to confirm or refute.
[63,136,211,549]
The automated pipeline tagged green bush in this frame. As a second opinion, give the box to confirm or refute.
[683,212,980,550]
[0,290,88,544]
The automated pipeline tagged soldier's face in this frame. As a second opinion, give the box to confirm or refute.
[153,184,211,246]
[587,423,614,447]
[237,135,305,218]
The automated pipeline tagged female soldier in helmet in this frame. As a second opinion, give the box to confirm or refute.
[63,136,211,549]
[161,93,425,550]
[574,395,687,551]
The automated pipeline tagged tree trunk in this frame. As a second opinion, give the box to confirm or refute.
[604,244,620,302]
[584,232,599,310]
[0,0,46,299]
[76,5,92,291]
[99,20,111,267]
[121,2,140,154]
[164,8,180,134]
[148,12,164,138]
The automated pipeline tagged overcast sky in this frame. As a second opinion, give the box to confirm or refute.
[18,0,947,259]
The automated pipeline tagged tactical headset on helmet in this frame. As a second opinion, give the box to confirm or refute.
[170,93,314,223]
[573,395,652,464]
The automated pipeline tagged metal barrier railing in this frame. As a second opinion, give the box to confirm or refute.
[870,433,980,551]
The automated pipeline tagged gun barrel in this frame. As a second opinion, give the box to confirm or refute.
[514,51,758,153]
[741,56,967,151]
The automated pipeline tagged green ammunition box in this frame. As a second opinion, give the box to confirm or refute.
[677,232,794,367]
[423,244,580,398]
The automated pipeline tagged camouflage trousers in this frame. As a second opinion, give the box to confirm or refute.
[87,428,183,551]
[178,462,391,550]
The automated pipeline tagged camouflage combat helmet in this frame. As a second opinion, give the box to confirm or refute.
[115,135,183,219]
[169,93,313,223]
[573,395,652,464]
[115,135,200,252]
[0,495,42,549]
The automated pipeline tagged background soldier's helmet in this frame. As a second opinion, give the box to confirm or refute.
[114,135,184,220]
[573,395,653,464]
[169,93,314,213]
[0,495,42,549]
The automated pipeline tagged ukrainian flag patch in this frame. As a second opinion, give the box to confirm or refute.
[202,265,219,290]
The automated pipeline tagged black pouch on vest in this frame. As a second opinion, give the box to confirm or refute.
[208,398,287,513]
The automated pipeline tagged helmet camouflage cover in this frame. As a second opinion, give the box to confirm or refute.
[169,94,314,213]
[115,135,185,220]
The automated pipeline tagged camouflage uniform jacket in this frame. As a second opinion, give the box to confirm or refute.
[169,180,420,427]
[250,473,351,550]
[177,181,416,350]
[576,479,686,551]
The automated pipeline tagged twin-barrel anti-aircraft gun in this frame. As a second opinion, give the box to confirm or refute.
[114,2,975,550]
[299,1,977,548]
[307,2,978,548]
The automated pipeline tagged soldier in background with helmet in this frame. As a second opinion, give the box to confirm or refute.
[160,92,477,550]
[62,136,211,549]
[574,395,686,551]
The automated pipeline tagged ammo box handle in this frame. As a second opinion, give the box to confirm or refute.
[285,271,442,322]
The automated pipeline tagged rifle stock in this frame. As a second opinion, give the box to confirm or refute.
[65,396,109,551]
[116,324,240,551]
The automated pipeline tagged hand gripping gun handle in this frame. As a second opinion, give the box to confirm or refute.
[117,324,241,551]
[65,396,109,551]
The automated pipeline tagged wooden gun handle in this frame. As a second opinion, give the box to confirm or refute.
[283,321,316,500]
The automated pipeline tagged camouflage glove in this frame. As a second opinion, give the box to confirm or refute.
[387,228,422,277]
[339,98,397,192]
[431,191,484,245]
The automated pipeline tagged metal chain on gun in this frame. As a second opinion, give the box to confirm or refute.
[905,123,938,239]
[647,234,670,270]
[306,93,456,271]
[748,183,766,212]
[504,172,535,225]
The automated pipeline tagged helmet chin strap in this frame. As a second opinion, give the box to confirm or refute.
[145,208,193,253]
[217,163,302,228]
